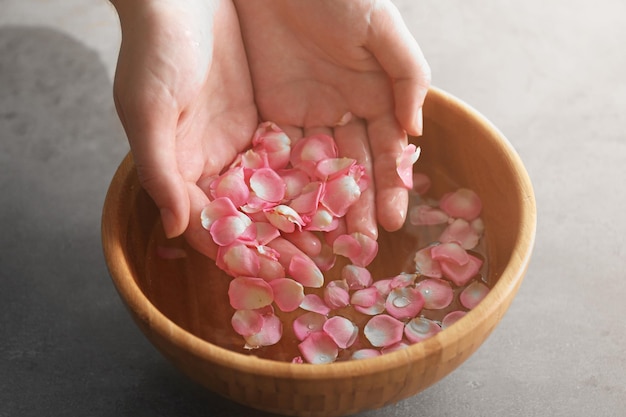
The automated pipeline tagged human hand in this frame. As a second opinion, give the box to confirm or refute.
[111,0,258,256]
[233,0,431,239]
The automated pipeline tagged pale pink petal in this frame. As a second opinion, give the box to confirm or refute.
[264,204,305,233]
[228,277,274,310]
[430,242,470,266]
[323,280,350,309]
[293,312,327,341]
[209,214,252,246]
[441,253,484,286]
[372,279,393,297]
[231,309,264,337]
[396,144,421,189]
[279,168,310,200]
[200,197,239,230]
[288,254,324,288]
[299,294,331,315]
[341,265,373,290]
[459,280,490,309]
[217,243,260,277]
[413,246,443,278]
[390,273,417,289]
[156,246,187,260]
[298,331,339,364]
[249,167,286,203]
[439,188,482,221]
[210,167,249,207]
[315,157,355,180]
[251,121,291,170]
[412,172,431,195]
[381,341,411,354]
[439,218,481,249]
[238,148,267,170]
[351,287,385,315]
[441,310,467,329]
[404,317,441,343]
[244,313,283,349]
[304,208,339,232]
[471,217,485,236]
[364,314,405,348]
[290,134,338,168]
[333,233,378,267]
[254,222,280,246]
[322,316,358,349]
[415,278,454,310]
[292,356,304,364]
[351,349,381,360]
[288,181,323,216]
[321,175,361,217]
[269,278,305,312]
[309,243,337,272]
[385,287,425,320]
[408,204,449,226]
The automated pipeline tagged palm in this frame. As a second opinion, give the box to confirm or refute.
[235,0,430,235]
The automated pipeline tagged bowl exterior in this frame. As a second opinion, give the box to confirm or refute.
[102,87,536,417]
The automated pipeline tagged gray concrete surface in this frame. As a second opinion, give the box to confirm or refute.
[1,0,625,416]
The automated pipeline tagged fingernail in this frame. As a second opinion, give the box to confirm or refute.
[160,208,179,238]
[414,107,424,136]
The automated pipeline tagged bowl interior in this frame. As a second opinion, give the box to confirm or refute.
[102,87,536,413]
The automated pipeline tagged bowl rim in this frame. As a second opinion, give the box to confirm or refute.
[102,86,537,380]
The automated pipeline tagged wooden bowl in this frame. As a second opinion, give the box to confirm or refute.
[102,87,536,417]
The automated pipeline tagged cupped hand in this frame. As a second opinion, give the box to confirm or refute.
[111,0,258,257]
[233,0,431,238]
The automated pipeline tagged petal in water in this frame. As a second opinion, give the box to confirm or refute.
[364,314,405,347]
[415,278,454,310]
[413,246,443,278]
[342,264,373,290]
[439,188,482,221]
[231,309,264,337]
[390,273,417,289]
[269,278,305,312]
[408,204,449,226]
[298,332,339,364]
[244,313,283,349]
[441,253,483,287]
[322,316,358,349]
[439,218,481,250]
[299,293,331,315]
[385,287,425,320]
[404,317,441,343]
[430,242,469,266]
[441,310,467,329]
[228,277,274,310]
[293,311,327,341]
[351,349,381,360]
[333,232,378,267]
[460,280,490,309]
[323,280,350,309]
[352,287,385,316]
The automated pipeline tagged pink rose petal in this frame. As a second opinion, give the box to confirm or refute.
[298,331,339,364]
[299,294,331,315]
[439,188,482,221]
[289,181,323,216]
[351,287,385,315]
[430,242,470,266]
[439,218,481,250]
[390,273,417,289]
[322,316,358,349]
[200,197,239,231]
[412,172,431,195]
[251,121,291,170]
[209,214,252,246]
[385,287,425,320]
[210,167,249,207]
[244,313,283,349]
[404,317,441,343]
[305,208,339,232]
[341,265,373,290]
[408,204,449,226]
[269,278,305,312]
[228,277,274,310]
[321,175,361,218]
[441,253,483,286]
[231,309,264,337]
[264,204,305,233]
[351,349,381,360]
[218,243,260,277]
[459,280,490,309]
[291,134,338,168]
[441,310,467,329]
[396,144,421,189]
[323,280,350,309]
[415,278,454,310]
[315,157,355,179]
[293,311,327,341]
[279,168,310,200]
[364,314,405,348]
[413,246,443,278]
[249,167,286,203]
[333,232,378,267]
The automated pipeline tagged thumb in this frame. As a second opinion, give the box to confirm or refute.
[367,3,431,136]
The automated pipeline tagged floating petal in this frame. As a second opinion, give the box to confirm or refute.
[441,253,483,286]
[333,232,378,267]
[439,188,482,220]
[439,218,481,250]
[300,294,331,315]
[342,264,373,290]
[381,341,411,354]
[415,278,454,310]
[228,277,274,310]
[413,246,443,278]
[430,242,469,266]
[322,316,358,349]
[408,204,449,226]
[231,309,264,337]
[364,314,405,347]
[323,280,350,309]
[460,280,490,309]
[351,287,385,315]
[404,317,441,343]
[269,278,305,312]
[385,287,425,320]
[390,273,417,289]
[351,349,381,360]
[298,332,339,364]
[441,310,467,329]
[293,311,327,341]
[244,313,283,348]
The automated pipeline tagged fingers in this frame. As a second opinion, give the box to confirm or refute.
[183,183,218,259]
[366,3,431,136]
